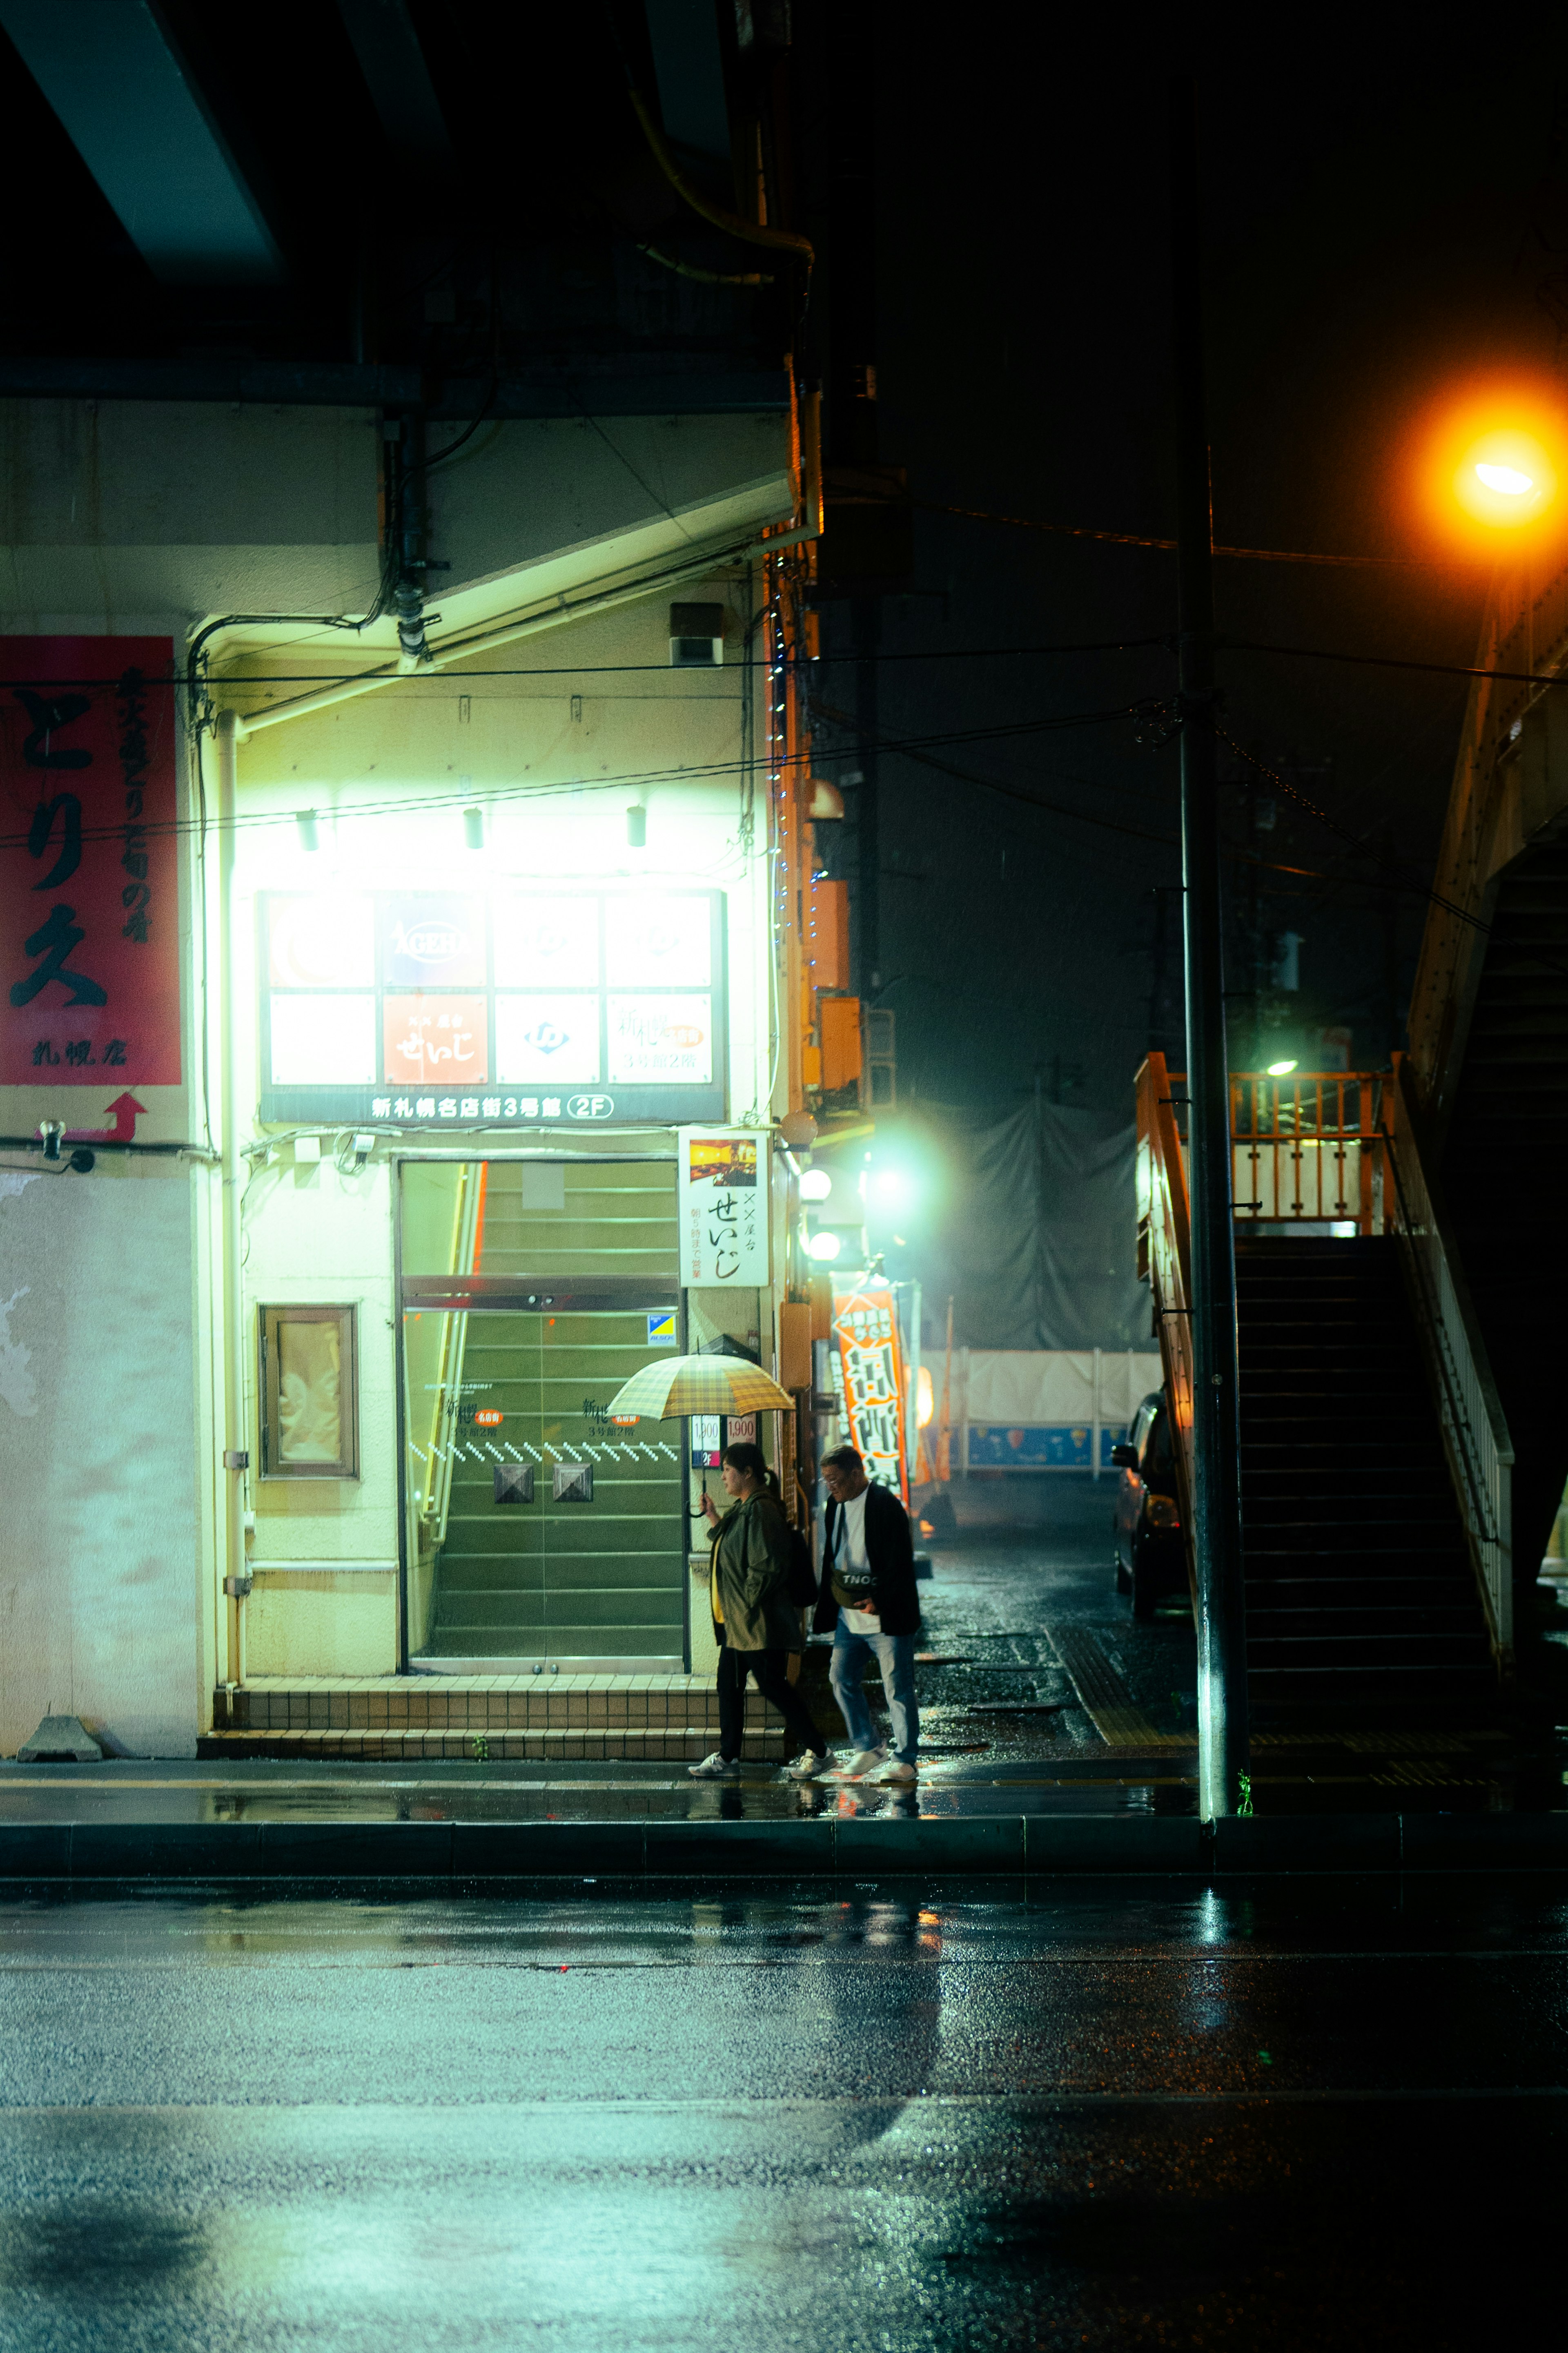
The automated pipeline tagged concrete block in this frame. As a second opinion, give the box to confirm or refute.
[1208,1812,1402,1873]
[1399,1812,1568,1870]
[452,1822,644,1878]
[643,1819,836,1876]
[0,1825,72,1876]
[1023,1815,1202,1874]
[836,1815,1025,1874]
[69,1822,265,1877]
[256,1821,454,1878]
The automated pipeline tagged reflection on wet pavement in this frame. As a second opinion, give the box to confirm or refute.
[0,1878,1564,2349]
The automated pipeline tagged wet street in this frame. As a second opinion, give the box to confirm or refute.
[2,1874,1566,2349]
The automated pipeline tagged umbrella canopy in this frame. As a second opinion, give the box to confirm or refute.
[604,1354,795,1422]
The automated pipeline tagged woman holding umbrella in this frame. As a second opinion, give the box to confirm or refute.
[689,1441,826,1780]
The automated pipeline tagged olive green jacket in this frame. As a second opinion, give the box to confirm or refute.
[710,1492,801,1652]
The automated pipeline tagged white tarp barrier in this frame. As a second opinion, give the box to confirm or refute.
[949,1347,1164,1471]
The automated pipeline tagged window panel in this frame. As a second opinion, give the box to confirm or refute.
[269,992,376,1085]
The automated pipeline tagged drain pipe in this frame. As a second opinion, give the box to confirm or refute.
[216,710,249,1687]
[394,413,432,667]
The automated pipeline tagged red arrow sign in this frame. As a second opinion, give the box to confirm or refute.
[66,1093,147,1144]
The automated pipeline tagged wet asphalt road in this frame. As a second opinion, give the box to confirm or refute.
[2,1876,1566,2350]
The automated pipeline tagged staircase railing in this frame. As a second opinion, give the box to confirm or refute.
[1382,1057,1515,1670]
[1230,1070,1388,1232]
[1134,1054,1196,1551]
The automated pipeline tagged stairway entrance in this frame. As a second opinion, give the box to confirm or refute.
[397,1155,689,1669]
[403,1298,686,1667]
[1237,1236,1496,1711]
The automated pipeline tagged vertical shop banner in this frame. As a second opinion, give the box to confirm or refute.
[0,637,180,1085]
[831,1279,910,1504]
[677,1127,768,1285]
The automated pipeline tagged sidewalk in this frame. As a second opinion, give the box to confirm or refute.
[3,1479,1561,1879]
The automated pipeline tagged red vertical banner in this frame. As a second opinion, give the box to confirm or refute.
[831,1279,910,1505]
[0,637,181,1086]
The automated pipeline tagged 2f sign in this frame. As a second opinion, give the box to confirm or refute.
[677,1127,768,1286]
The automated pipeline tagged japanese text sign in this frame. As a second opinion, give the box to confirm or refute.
[259,886,726,1127]
[831,1279,909,1504]
[0,637,180,1086]
[677,1127,768,1286]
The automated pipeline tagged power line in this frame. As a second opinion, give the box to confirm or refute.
[0,702,1148,856]
[918,496,1491,571]
[0,636,1173,691]
[7,636,1568,695]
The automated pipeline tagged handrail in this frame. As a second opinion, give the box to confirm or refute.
[1164,1068,1391,1233]
[1382,1057,1514,1668]
[1134,1054,1196,1583]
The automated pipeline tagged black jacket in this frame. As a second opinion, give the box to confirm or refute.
[812,1480,921,1638]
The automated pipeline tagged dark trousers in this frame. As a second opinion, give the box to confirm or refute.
[717,1644,820,1761]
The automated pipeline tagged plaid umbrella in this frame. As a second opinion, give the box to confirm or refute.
[604,1354,795,1421]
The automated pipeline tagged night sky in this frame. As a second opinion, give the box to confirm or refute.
[831,31,1568,1121]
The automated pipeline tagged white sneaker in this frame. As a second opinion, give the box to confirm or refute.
[875,1758,918,1783]
[688,1752,741,1778]
[820,1747,888,1782]
[781,1751,828,1781]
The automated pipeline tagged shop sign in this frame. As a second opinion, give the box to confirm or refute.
[689,1409,758,1470]
[677,1127,767,1286]
[831,1279,909,1504]
[257,887,726,1126]
[0,636,181,1086]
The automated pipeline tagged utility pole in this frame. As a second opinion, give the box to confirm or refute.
[1169,79,1249,1820]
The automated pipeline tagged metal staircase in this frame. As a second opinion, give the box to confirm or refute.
[1237,1234,1495,1706]
[1136,1055,1512,1715]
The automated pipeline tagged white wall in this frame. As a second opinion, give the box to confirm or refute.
[0,1165,202,1755]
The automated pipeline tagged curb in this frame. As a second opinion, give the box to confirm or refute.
[0,1812,1565,1881]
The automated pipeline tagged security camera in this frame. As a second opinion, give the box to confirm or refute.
[38,1120,64,1163]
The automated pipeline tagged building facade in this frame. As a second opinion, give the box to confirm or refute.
[0,3,868,1755]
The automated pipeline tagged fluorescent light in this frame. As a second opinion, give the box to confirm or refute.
[1266,1057,1298,1076]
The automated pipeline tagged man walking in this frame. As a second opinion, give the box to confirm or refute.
[791,1443,920,1784]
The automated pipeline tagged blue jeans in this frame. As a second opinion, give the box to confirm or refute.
[830,1626,919,1763]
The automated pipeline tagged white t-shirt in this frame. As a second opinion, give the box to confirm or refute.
[834,1490,880,1633]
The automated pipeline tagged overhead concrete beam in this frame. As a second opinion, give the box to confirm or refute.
[334,0,453,172]
[0,0,285,283]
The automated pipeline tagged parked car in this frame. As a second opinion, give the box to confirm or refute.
[1110,1391,1187,1619]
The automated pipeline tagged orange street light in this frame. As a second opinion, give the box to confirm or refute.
[1452,427,1557,529]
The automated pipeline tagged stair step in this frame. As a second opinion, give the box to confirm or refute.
[1247,1578,1480,1610]
[1250,1637,1495,1675]
[1247,1666,1497,1702]
[1243,1606,1485,1639]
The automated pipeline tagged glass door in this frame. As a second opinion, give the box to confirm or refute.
[402,1302,685,1666]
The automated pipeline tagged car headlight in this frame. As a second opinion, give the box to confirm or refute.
[1145,1495,1181,1530]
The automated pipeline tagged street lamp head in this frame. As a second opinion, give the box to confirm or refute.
[1453,428,1557,529]
[1474,462,1533,494]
